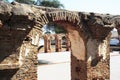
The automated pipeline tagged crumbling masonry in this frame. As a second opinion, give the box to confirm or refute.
[0,1,120,80]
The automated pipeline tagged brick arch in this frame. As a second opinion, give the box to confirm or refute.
[35,11,86,60]
[34,11,81,28]
[36,11,87,80]
[46,11,81,26]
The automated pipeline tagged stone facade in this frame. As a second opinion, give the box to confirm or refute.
[0,1,120,80]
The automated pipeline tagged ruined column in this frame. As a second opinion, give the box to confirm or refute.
[43,34,51,53]
[55,34,62,52]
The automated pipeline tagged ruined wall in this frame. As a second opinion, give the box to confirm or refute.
[0,1,41,80]
[0,26,42,79]
[1,1,120,80]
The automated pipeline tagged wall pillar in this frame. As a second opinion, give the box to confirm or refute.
[10,27,42,80]
[55,34,62,52]
[43,35,51,53]
[55,22,87,80]
[12,44,37,80]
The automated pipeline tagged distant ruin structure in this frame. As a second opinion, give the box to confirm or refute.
[0,1,120,80]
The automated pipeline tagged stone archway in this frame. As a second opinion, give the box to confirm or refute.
[35,10,86,58]
[35,11,87,80]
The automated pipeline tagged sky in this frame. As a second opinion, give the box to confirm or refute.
[8,0,120,15]
[60,0,120,15]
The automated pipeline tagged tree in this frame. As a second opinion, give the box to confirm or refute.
[15,0,35,4]
[39,0,65,34]
[3,0,9,2]
[39,0,64,8]
[3,0,35,4]
[43,22,66,34]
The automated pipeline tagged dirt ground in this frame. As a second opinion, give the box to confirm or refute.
[37,51,120,80]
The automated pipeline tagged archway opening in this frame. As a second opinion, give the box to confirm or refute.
[38,22,67,53]
[37,21,86,80]
[110,28,120,80]
[37,22,71,80]
[110,28,119,53]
